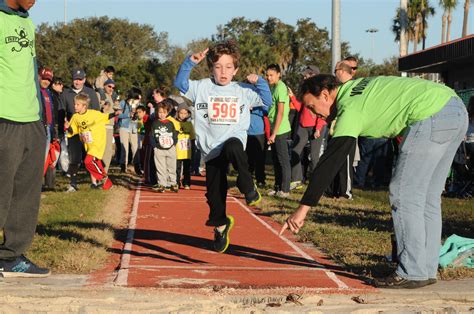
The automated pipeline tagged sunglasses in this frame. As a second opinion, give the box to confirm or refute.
[106,85,115,89]
[351,67,358,70]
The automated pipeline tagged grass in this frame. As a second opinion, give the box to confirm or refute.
[230,169,474,280]
[26,170,131,274]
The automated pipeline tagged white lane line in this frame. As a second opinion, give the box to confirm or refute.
[114,184,141,286]
[127,265,326,271]
[231,197,349,289]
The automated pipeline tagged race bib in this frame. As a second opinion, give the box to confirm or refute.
[159,135,174,149]
[208,96,240,124]
[178,138,191,151]
[80,131,93,144]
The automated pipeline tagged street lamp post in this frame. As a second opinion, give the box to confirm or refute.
[365,28,378,61]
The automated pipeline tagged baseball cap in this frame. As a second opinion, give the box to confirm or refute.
[39,68,54,81]
[104,78,115,86]
[72,69,86,80]
[302,65,320,77]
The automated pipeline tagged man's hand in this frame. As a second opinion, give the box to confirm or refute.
[246,74,259,84]
[279,205,311,235]
[267,133,276,145]
[190,48,209,64]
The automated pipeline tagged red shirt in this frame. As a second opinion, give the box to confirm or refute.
[290,95,327,131]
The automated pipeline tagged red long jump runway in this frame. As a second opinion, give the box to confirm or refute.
[114,177,373,292]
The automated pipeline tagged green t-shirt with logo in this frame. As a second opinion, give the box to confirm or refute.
[268,80,291,135]
[333,76,458,139]
[0,11,40,122]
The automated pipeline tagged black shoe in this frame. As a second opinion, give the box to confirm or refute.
[0,255,51,278]
[245,186,261,206]
[90,182,103,189]
[213,216,234,253]
[374,273,431,289]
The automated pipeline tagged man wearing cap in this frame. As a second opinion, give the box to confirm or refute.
[62,68,100,192]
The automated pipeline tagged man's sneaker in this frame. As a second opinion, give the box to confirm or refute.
[102,177,113,190]
[183,185,190,190]
[290,181,303,191]
[153,184,166,193]
[276,191,290,199]
[0,255,51,278]
[373,273,431,289]
[170,184,179,193]
[245,187,261,206]
[65,185,78,193]
[213,216,234,253]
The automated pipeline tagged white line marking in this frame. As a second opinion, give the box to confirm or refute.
[126,265,326,271]
[138,200,238,203]
[232,197,349,289]
[114,184,141,286]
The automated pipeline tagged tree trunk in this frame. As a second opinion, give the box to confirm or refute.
[414,13,422,52]
[447,8,453,42]
[462,0,470,37]
[441,13,447,43]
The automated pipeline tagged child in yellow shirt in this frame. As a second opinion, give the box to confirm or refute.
[65,93,120,190]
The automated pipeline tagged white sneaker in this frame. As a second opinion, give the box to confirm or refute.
[276,191,290,198]
[267,190,277,196]
[65,185,77,193]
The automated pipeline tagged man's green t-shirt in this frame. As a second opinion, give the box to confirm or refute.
[268,80,291,135]
[0,11,40,122]
[333,76,458,139]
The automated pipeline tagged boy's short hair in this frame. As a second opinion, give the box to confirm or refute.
[343,56,358,63]
[206,39,240,69]
[104,66,115,73]
[74,93,91,107]
[156,98,178,113]
[136,105,146,112]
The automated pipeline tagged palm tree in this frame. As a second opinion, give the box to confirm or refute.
[462,0,471,37]
[440,0,458,42]
[392,0,435,52]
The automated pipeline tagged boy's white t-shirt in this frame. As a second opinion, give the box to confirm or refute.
[184,78,263,162]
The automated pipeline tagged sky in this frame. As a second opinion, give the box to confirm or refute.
[29,0,473,64]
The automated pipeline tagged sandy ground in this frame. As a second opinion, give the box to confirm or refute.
[0,275,473,313]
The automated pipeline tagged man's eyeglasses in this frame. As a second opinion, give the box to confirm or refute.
[351,67,358,70]
[106,85,115,89]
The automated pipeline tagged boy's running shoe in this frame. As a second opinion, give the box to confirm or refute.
[90,183,101,190]
[170,184,179,193]
[183,185,190,190]
[0,255,51,278]
[213,216,234,253]
[245,186,262,206]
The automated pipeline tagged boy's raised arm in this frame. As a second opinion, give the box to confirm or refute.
[174,48,209,94]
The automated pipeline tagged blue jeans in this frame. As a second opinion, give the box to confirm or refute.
[389,97,468,280]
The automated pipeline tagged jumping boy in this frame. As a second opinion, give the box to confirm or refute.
[65,93,118,190]
[174,40,272,253]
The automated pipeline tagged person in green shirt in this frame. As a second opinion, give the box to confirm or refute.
[266,63,291,197]
[0,0,50,278]
[280,74,468,289]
